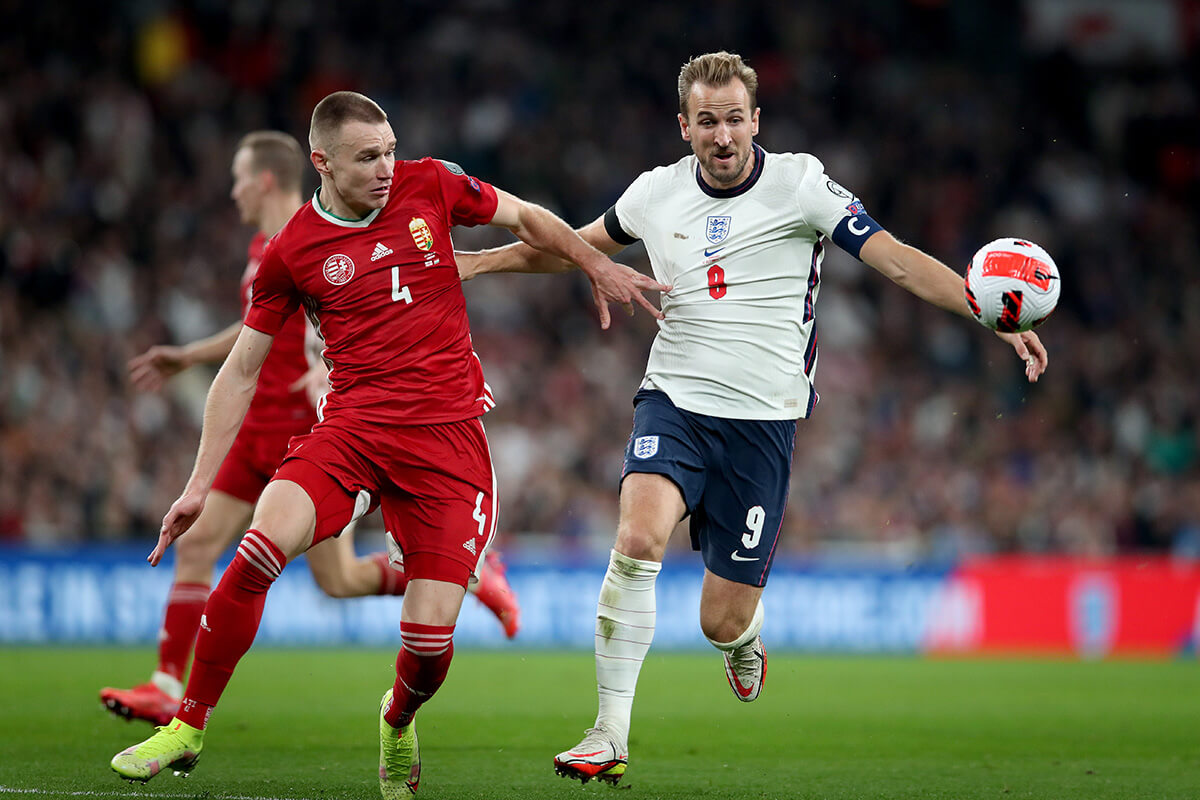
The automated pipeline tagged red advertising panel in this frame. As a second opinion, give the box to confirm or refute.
[927,556,1200,657]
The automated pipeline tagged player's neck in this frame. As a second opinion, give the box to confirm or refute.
[316,181,373,222]
[258,193,304,238]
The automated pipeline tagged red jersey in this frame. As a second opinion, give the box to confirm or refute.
[239,232,316,433]
[245,158,499,426]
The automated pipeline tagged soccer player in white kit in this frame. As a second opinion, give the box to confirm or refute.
[462,51,1048,786]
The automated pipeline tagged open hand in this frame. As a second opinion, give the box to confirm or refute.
[996,329,1048,383]
[584,260,672,329]
[150,492,206,566]
[128,346,188,392]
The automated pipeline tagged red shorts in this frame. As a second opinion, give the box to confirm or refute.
[272,415,497,587]
[211,425,300,504]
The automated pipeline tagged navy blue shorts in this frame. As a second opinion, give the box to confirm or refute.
[621,389,797,587]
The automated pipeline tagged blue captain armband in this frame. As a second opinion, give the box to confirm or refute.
[830,212,884,260]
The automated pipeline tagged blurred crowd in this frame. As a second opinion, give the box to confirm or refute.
[2,1,1197,560]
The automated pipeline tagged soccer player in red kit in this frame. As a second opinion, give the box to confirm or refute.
[99,131,521,731]
[110,92,668,796]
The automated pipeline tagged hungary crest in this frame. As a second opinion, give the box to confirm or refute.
[409,217,434,252]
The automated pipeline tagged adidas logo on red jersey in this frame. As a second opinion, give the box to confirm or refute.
[371,242,394,262]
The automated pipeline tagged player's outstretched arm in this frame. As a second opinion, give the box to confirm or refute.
[859,230,1047,382]
[455,243,574,280]
[486,192,670,329]
[128,321,242,392]
[151,325,274,566]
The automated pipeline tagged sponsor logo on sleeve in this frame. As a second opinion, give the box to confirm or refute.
[826,179,852,199]
[322,253,356,285]
[846,200,865,215]
[438,159,466,175]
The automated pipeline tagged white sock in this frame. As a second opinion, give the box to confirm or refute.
[705,599,764,651]
[150,670,183,700]
[593,549,661,745]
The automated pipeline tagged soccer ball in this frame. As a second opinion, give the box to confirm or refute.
[964,238,1060,333]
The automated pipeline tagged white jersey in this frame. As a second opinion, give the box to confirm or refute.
[610,144,882,420]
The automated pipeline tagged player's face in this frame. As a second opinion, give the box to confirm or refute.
[317,120,396,219]
[230,147,267,226]
[679,80,760,189]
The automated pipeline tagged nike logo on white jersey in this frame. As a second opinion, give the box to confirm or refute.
[370,242,394,261]
[730,551,759,562]
[703,246,725,258]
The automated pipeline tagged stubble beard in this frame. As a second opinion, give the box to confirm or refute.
[703,146,752,188]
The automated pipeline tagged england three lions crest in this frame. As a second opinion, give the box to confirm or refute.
[706,215,731,244]
[633,435,659,459]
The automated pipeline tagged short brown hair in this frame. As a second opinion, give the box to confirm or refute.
[308,91,388,152]
[236,130,305,194]
[677,51,758,118]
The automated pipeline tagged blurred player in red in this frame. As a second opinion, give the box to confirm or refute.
[109,92,667,795]
[100,130,520,731]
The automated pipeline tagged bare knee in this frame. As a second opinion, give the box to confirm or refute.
[614,521,667,562]
[614,473,685,562]
[173,523,233,583]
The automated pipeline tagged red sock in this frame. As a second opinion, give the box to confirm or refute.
[156,582,210,681]
[176,530,285,730]
[372,552,410,596]
[383,622,455,729]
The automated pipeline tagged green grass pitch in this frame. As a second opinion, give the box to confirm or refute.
[0,647,1195,799]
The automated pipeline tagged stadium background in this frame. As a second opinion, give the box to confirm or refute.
[1,0,1198,657]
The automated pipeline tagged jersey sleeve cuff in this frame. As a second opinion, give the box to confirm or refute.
[244,308,288,336]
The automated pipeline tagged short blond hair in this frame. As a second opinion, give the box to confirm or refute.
[677,51,758,118]
[308,91,388,152]
[236,131,305,194]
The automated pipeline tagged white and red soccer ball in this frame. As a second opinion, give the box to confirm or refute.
[964,237,1060,333]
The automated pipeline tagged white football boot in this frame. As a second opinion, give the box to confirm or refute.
[723,634,767,702]
[553,726,628,785]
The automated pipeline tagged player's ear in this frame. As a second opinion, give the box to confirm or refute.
[678,113,691,143]
[751,107,760,137]
[310,149,331,176]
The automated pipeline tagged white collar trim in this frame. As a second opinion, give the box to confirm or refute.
[312,189,382,228]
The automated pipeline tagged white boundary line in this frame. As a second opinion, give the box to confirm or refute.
[0,786,323,800]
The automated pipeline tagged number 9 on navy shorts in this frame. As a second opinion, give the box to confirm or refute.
[622,389,797,587]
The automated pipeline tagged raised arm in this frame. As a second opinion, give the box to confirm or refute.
[859,230,1047,382]
[128,321,242,392]
[482,192,670,329]
[151,325,274,565]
